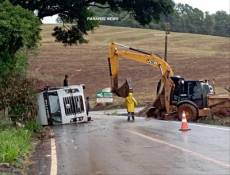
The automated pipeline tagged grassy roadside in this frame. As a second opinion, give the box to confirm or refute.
[0,119,41,170]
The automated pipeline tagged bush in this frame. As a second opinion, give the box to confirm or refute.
[0,0,41,166]
[0,74,38,123]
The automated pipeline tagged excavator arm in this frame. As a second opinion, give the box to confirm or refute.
[108,42,175,113]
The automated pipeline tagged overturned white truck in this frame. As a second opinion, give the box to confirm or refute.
[37,85,90,125]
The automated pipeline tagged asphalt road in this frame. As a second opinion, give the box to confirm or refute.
[31,110,230,175]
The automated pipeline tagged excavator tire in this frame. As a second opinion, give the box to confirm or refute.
[178,103,198,121]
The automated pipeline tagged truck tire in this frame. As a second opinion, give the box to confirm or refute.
[178,103,198,121]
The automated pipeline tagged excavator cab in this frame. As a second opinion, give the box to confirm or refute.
[168,77,213,121]
[171,77,212,108]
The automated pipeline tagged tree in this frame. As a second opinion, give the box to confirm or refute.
[0,0,40,120]
[0,0,41,76]
[202,12,215,35]
[189,8,204,33]
[213,11,230,37]
[10,0,175,45]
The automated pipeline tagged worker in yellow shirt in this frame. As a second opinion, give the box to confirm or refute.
[125,89,138,121]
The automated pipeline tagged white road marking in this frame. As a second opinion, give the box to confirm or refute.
[127,130,230,169]
[50,130,57,175]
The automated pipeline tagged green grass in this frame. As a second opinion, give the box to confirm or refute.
[25,120,42,133]
[0,120,13,131]
[0,119,41,166]
[0,128,31,164]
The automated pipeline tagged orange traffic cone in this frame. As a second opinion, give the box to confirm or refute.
[179,111,191,131]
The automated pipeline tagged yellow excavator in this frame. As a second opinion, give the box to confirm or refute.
[108,42,213,121]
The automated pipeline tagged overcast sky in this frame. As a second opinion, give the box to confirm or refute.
[42,0,230,24]
[174,0,229,13]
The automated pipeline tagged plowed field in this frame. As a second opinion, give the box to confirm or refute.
[29,25,230,103]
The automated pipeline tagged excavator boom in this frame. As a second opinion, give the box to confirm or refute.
[108,42,175,113]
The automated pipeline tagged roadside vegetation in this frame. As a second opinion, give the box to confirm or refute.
[0,0,41,169]
[0,122,29,164]
[0,0,40,120]
[0,127,31,164]
[0,119,41,168]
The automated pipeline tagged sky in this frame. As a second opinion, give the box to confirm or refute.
[42,0,230,24]
[174,0,229,14]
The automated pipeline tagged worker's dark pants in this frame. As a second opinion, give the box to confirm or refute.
[127,112,135,121]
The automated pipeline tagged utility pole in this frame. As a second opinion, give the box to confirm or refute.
[164,23,170,62]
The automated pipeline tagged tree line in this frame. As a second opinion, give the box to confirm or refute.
[92,3,230,37]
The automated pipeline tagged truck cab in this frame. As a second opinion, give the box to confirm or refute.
[37,85,89,125]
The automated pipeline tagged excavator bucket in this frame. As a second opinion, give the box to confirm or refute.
[146,74,175,118]
[113,79,132,98]
[146,78,166,118]
[146,93,164,118]
[137,89,165,118]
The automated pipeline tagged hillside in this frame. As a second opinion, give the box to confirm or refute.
[28,25,230,103]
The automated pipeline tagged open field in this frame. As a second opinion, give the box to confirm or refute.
[28,25,230,104]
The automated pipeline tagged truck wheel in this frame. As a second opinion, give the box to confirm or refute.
[178,103,198,121]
